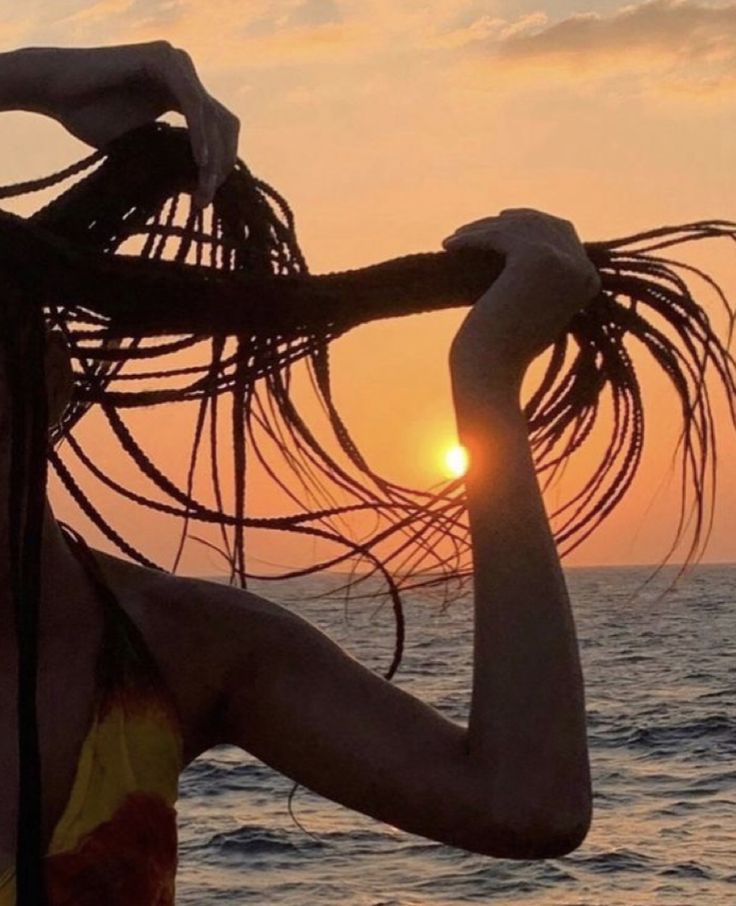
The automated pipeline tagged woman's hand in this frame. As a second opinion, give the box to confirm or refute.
[15,42,239,208]
[443,208,602,389]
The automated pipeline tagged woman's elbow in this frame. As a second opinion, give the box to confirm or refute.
[454,804,592,860]
[510,814,592,859]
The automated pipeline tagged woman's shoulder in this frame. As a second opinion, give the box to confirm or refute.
[89,548,286,641]
[91,547,298,635]
[87,548,286,763]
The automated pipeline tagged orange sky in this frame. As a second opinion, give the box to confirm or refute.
[1,0,734,573]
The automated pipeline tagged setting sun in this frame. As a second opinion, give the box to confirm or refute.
[443,444,469,479]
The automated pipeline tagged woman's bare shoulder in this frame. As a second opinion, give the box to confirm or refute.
[88,546,288,673]
[90,547,277,622]
[88,548,283,761]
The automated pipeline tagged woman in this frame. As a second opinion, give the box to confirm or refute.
[0,41,597,903]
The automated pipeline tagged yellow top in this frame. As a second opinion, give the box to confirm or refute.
[1,531,183,905]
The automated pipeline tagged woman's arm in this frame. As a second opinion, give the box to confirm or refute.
[445,208,601,841]
[0,42,239,208]
[0,48,48,111]
[447,229,598,849]
[211,209,599,860]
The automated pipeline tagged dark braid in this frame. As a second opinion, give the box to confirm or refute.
[1,122,735,896]
[49,450,163,570]
[2,288,49,906]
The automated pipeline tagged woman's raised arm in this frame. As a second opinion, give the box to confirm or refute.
[0,42,239,208]
[207,209,598,860]
[445,208,600,851]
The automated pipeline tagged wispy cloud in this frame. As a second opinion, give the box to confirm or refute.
[4,0,736,100]
[32,1,499,66]
[244,0,341,36]
[468,0,736,97]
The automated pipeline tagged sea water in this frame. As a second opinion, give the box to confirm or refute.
[175,565,736,905]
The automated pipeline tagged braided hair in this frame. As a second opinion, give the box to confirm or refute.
[1,121,734,904]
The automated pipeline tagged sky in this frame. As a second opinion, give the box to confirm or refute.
[0,0,734,574]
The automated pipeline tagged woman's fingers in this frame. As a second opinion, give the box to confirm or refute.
[151,44,241,208]
[442,209,584,260]
[444,209,573,237]
[442,213,517,248]
[150,45,208,163]
[211,97,241,197]
[442,211,599,302]
[193,102,240,208]
[196,110,222,207]
[442,219,505,249]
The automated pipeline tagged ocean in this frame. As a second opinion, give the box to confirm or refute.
[174,565,736,906]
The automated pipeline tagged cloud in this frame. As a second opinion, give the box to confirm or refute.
[243,0,341,37]
[34,0,361,67]
[126,0,185,30]
[287,0,341,28]
[5,0,736,102]
[425,14,507,50]
[2,0,187,44]
[213,0,736,100]
[470,0,736,96]
[58,0,136,28]
[210,1,509,67]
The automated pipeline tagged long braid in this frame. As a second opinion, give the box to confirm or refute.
[2,283,50,906]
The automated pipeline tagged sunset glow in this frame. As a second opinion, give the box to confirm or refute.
[444,444,469,479]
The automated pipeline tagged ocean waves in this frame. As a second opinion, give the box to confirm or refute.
[176,564,736,905]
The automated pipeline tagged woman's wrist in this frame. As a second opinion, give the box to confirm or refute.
[448,246,596,399]
[0,47,62,115]
[449,253,555,369]
[449,341,525,409]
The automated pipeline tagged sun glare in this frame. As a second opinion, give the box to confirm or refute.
[443,443,469,479]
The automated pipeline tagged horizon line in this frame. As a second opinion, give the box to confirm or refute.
[190,560,736,581]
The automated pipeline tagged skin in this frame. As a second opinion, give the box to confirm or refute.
[0,42,601,874]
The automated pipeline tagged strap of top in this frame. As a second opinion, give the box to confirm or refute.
[59,523,169,698]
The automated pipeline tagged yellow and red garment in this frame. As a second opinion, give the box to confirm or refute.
[1,672,182,905]
[2,532,184,905]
